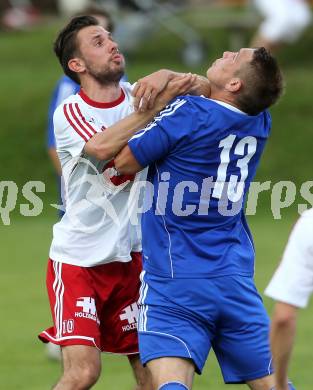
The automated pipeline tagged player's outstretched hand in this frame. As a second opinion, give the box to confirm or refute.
[154,73,196,112]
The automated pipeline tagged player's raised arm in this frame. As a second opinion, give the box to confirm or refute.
[84,73,195,161]
[133,69,211,111]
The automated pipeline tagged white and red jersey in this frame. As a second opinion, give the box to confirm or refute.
[265,208,313,308]
[49,82,146,267]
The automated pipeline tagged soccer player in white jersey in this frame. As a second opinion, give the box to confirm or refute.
[38,15,205,390]
[265,209,313,390]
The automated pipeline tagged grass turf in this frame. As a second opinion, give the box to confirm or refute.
[1,212,312,389]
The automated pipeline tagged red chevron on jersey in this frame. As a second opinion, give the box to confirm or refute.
[63,103,97,141]
[74,103,97,135]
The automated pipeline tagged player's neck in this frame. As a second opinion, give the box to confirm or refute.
[210,89,240,111]
[80,79,121,104]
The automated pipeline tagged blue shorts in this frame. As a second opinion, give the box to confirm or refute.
[138,272,273,384]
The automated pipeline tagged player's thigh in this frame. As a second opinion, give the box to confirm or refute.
[212,276,272,384]
[97,253,142,354]
[147,357,195,390]
[39,260,103,349]
[138,273,212,376]
[62,344,101,377]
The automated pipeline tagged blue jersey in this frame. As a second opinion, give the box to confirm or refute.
[128,96,271,278]
[47,76,80,149]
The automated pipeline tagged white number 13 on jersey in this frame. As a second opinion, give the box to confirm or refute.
[212,134,257,202]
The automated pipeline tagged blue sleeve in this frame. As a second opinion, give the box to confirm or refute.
[47,89,58,148]
[128,97,193,167]
[46,76,80,149]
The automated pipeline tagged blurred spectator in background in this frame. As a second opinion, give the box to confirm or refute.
[0,0,41,30]
[57,0,89,17]
[265,209,313,390]
[252,0,312,52]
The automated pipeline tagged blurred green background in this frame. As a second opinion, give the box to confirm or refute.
[0,6,313,389]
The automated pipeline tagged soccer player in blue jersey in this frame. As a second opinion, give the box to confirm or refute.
[114,48,294,390]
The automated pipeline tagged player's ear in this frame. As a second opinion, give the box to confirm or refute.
[68,57,85,75]
[225,77,242,92]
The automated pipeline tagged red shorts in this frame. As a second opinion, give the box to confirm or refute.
[39,253,142,354]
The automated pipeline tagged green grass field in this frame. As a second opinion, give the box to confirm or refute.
[1,213,312,389]
[1,9,313,389]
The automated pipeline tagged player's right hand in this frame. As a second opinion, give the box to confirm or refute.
[154,73,196,111]
[133,69,172,112]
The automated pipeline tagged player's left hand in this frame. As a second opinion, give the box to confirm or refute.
[133,69,177,112]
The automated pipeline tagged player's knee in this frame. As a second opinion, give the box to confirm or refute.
[63,364,101,389]
[158,382,189,390]
[128,354,152,389]
[80,365,101,387]
[133,368,152,390]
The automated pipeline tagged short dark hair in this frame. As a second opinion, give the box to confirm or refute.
[235,47,284,115]
[54,15,99,84]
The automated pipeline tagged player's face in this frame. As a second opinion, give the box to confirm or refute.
[76,25,125,84]
[206,48,255,88]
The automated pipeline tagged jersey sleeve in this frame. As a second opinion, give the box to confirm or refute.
[54,100,100,158]
[128,97,192,168]
[265,213,313,308]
